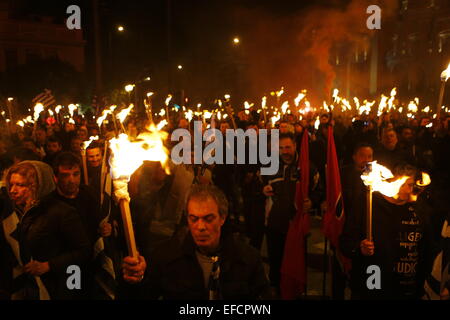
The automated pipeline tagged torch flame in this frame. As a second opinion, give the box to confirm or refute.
[294,93,306,107]
[361,161,409,198]
[156,119,168,131]
[68,104,77,118]
[165,95,173,107]
[97,110,111,127]
[116,104,134,123]
[281,101,289,114]
[441,62,450,82]
[83,136,99,150]
[203,111,213,119]
[185,110,193,122]
[17,120,24,127]
[417,172,431,187]
[34,103,45,121]
[276,87,284,98]
[109,126,170,181]
[55,105,62,114]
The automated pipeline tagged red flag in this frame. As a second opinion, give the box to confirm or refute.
[322,125,351,272]
[280,130,310,299]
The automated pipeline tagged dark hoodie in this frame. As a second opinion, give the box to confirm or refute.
[4,161,91,300]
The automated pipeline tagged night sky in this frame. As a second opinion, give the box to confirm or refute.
[8,0,383,105]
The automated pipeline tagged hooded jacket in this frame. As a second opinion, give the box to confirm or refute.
[1,161,91,300]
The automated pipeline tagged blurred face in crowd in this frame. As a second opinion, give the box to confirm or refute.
[246,124,258,133]
[46,141,62,155]
[35,129,47,145]
[127,122,138,137]
[55,165,80,199]
[77,127,88,141]
[279,137,296,165]
[294,123,303,134]
[187,197,225,254]
[382,130,398,150]
[401,128,414,143]
[279,122,289,134]
[23,141,37,153]
[320,115,329,124]
[65,123,75,132]
[87,147,102,168]
[420,118,430,127]
[17,132,25,141]
[353,146,373,171]
[70,138,82,153]
[220,122,230,135]
[9,173,34,208]
[178,119,189,130]
[0,140,6,155]
[397,177,415,202]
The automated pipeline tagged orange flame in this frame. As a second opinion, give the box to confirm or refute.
[361,161,409,198]
[441,62,450,82]
[109,121,170,181]
[83,136,99,150]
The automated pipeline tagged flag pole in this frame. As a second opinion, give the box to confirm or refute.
[322,237,328,299]
[304,235,308,298]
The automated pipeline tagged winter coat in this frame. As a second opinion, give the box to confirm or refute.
[1,161,91,300]
[119,229,271,300]
[340,193,434,300]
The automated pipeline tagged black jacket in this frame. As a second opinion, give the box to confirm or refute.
[16,193,91,299]
[340,193,434,300]
[120,230,271,300]
[263,154,321,234]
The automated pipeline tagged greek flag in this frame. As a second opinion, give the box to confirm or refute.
[2,210,50,300]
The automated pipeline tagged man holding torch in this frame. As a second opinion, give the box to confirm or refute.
[120,184,271,299]
[340,163,434,300]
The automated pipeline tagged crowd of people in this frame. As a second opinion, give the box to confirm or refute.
[0,105,449,300]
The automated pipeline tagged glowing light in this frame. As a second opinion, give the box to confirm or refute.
[33,103,45,121]
[125,84,135,93]
[109,125,170,181]
[68,104,77,118]
[361,161,409,198]
[294,93,306,107]
[116,104,134,123]
[165,95,173,107]
[281,101,289,114]
[83,136,99,150]
[97,109,111,127]
[441,62,450,82]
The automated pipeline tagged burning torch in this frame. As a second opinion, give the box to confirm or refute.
[108,123,170,258]
[361,161,409,241]
[81,136,99,186]
[437,63,450,120]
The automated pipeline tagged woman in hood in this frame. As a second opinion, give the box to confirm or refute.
[1,161,90,300]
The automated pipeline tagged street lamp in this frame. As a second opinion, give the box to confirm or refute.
[117,25,125,32]
[177,65,183,70]
[233,37,240,45]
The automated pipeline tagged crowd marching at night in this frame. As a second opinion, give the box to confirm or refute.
[0,89,449,301]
